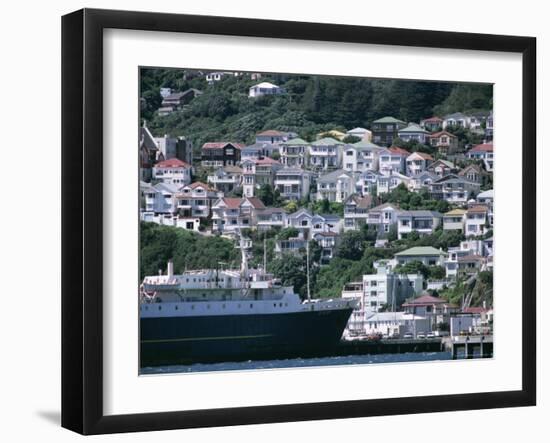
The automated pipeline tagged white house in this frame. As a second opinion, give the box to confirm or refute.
[420,116,443,131]
[378,146,409,175]
[362,312,430,338]
[142,182,180,214]
[355,170,382,195]
[377,171,411,195]
[467,143,494,171]
[286,209,341,237]
[341,261,424,333]
[366,203,401,236]
[207,165,243,193]
[248,82,285,97]
[458,164,487,186]
[398,123,430,144]
[256,207,288,231]
[408,171,439,192]
[430,174,481,204]
[396,210,442,240]
[274,167,312,200]
[308,137,344,171]
[343,194,374,231]
[140,212,200,232]
[406,152,433,176]
[255,129,295,145]
[211,197,266,232]
[427,159,455,178]
[175,182,219,218]
[443,208,467,232]
[465,205,489,236]
[442,112,470,129]
[477,189,494,211]
[280,138,308,167]
[342,141,382,173]
[205,71,237,83]
[152,158,192,186]
[363,261,424,312]
[402,294,459,332]
[428,131,459,155]
[392,246,447,268]
[241,157,282,198]
[346,127,372,141]
[316,169,356,203]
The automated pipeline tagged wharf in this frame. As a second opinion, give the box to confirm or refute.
[441,335,493,359]
[336,338,443,356]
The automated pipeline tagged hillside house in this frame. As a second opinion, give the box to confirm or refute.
[152,158,192,186]
[371,116,407,146]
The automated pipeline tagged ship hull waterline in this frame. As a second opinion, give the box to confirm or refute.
[140,308,353,367]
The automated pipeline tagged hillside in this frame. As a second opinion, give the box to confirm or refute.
[140,68,492,152]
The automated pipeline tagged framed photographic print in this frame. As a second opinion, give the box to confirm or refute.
[61,8,536,435]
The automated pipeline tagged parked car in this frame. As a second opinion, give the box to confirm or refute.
[426,332,436,339]
[403,332,414,339]
[416,332,426,339]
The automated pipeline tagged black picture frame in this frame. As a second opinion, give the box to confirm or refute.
[62,8,537,435]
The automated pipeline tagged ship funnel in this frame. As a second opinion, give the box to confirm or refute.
[167,260,174,278]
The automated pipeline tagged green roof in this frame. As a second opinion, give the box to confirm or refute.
[399,123,429,133]
[282,137,309,146]
[395,246,446,257]
[373,116,406,124]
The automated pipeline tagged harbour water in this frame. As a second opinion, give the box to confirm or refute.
[141,351,453,375]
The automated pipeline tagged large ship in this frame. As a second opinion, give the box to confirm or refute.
[140,236,356,367]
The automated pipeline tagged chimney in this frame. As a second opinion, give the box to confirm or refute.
[167,260,174,278]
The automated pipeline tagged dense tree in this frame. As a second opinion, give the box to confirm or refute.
[335,230,366,261]
[140,68,490,162]
[140,222,239,279]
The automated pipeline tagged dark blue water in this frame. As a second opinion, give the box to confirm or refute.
[140,351,453,375]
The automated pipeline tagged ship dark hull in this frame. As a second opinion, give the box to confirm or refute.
[140,308,353,367]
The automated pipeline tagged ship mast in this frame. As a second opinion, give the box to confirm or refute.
[263,236,267,274]
[306,239,311,301]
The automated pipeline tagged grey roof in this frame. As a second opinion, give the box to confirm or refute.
[398,210,442,218]
[398,123,429,134]
[289,208,313,218]
[317,169,354,183]
[163,88,202,100]
[347,127,370,133]
[352,140,383,150]
[311,137,344,146]
[276,167,309,175]
[369,202,400,212]
[444,112,467,120]
[477,189,494,199]
[345,194,373,209]
[429,159,455,169]
[317,214,341,222]
[154,182,180,193]
[434,174,479,185]
[258,207,287,215]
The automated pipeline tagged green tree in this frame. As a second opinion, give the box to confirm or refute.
[257,184,275,206]
[335,231,365,260]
